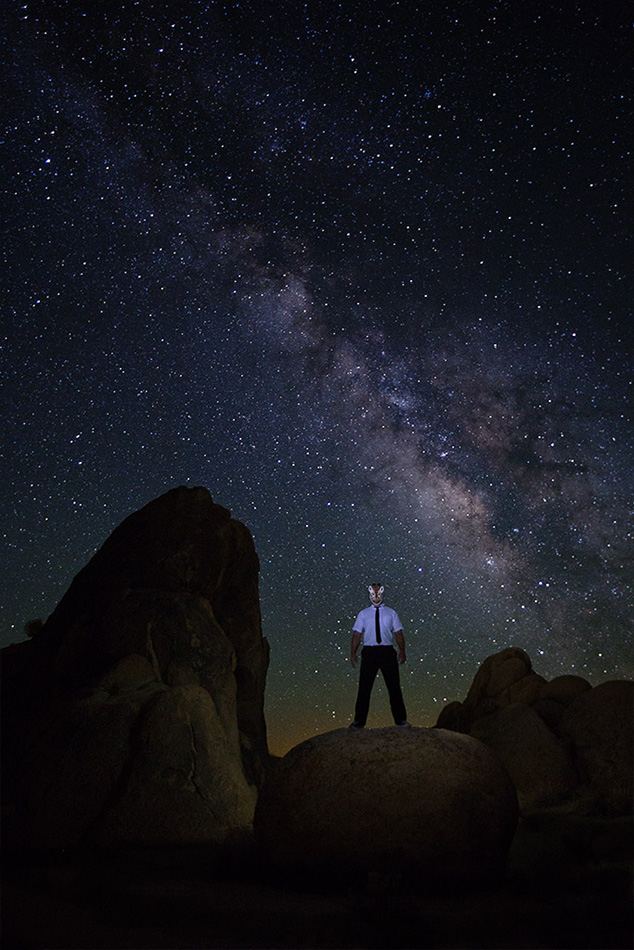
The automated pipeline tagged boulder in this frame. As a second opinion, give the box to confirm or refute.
[1,486,269,848]
[538,674,592,706]
[484,651,533,697]
[531,698,566,732]
[435,649,633,816]
[446,647,535,730]
[38,485,269,772]
[98,684,257,844]
[560,680,634,813]
[530,675,591,736]
[19,658,165,849]
[254,727,519,887]
[435,700,469,732]
[18,666,258,849]
[470,704,578,811]
[502,672,547,706]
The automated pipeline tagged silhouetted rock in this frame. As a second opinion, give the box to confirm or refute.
[560,680,634,813]
[538,674,592,706]
[254,726,519,886]
[451,647,546,731]
[531,698,566,732]
[470,704,578,810]
[435,699,469,732]
[529,675,591,734]
[1,486,269,848]
[436,648,633,816]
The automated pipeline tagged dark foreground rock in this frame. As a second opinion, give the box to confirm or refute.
[254,726,519,886]
[2,820,631,950]
[559,679,634,813]
[470,703,578,811]
[436,648,633,816]
[1,486,270,849]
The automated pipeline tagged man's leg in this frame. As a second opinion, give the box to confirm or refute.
[380,650,408,724]
[353,648,380,726]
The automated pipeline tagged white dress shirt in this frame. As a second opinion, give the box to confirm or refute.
[353,604,403,647]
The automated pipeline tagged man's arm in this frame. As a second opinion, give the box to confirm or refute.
[350,631,362,667]
[395,630,406,664]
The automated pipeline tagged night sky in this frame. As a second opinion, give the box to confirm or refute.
[3,1,632,754]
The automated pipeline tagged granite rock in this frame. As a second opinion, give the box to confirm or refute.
[470,704,578,810]
[2,486,269,848]
[255,726,518,886]
[436,649,633,816]
[560,680,634,813]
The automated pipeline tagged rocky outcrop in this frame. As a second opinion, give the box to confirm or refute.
[470,704,578,810]
[559,680,633,813]
[1,486,269,848]
[436,648,549,733]
[254,727,519,886]
[436,648,633,815]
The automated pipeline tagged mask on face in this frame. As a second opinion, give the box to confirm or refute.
[368,584,384,605]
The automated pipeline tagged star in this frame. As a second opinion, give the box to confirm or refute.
[2,2,631,754]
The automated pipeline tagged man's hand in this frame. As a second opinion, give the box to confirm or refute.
[398,650,406,665]
[350,654,358,667]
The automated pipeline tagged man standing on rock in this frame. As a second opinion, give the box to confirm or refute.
[349,583,410,729]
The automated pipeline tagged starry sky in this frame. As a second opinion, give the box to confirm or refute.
[2,1,632,755]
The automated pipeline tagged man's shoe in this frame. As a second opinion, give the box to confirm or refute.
[348,722,364,730]
[397,721,411,727]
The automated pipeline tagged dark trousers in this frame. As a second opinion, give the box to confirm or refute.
[354,646,407,726]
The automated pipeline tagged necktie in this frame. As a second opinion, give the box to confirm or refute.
[375,606,382,643]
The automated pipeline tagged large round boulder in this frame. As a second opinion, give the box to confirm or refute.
[254,727,518,886]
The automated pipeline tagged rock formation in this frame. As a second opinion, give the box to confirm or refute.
[559,680,634,813]
[470,704,578,811]
[1,486,270,848]
[436,648,633,814]
[254,726,519,886]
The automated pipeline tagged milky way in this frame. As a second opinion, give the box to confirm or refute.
[2,2,632,752]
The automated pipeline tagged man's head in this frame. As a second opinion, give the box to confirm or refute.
[368,583,384,605]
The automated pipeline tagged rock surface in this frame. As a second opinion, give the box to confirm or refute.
[436,648,544,732]
[254,726,519,885]
[436,648,633,816]
[1,486,269,848]
[559,680,634,813]
[470,704,578,810]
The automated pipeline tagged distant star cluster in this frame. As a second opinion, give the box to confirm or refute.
[2,1,632,753]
